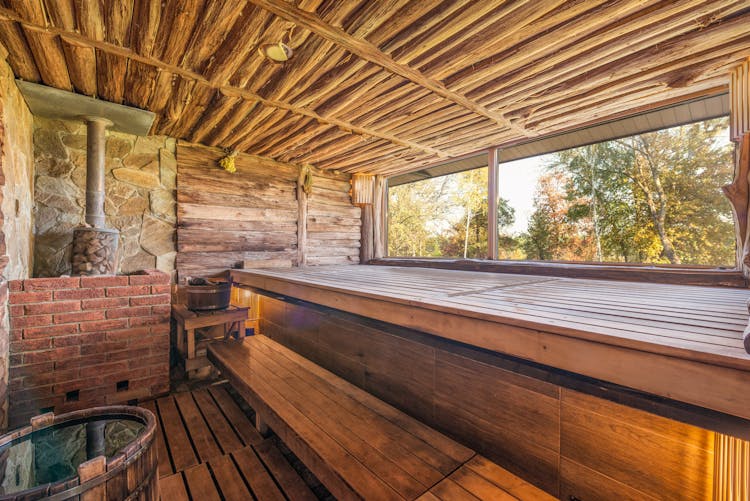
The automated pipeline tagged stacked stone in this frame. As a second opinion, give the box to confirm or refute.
[71,228,119,275]
[32,117,176,278]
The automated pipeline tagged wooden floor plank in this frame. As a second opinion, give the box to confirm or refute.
[192,388,245,454]
[174,391,223,463]
[208,453,253,501]
[207,385,265,446]
[183,463,222,501]
[253,439,318,501]
[156,396,198,473]
[232,446,286,501]
[159,472,190,501]
[140,400,173,477]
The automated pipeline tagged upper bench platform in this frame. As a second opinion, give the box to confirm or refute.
[230,264,750,420]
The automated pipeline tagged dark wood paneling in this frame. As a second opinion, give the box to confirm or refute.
[258,296,728,500]
[560,389,714,500]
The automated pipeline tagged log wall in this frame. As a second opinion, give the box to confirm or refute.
[176,142,359,279]
[260,295,724,500]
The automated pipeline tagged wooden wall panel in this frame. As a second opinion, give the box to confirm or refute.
[560,390,714,500]
[176,142,298,278]
[305,174,361,266]
[259,296,726,500]
[175,143,359,278]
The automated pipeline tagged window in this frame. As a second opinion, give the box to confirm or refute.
[388,117,736,267]
[388,168,488,258]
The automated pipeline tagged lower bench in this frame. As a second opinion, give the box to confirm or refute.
[208,335,553,500]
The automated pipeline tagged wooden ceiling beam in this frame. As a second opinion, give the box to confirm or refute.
[244,0,530,137]
[0,7,448,160]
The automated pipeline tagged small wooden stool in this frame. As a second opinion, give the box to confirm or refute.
[172,304,249,376]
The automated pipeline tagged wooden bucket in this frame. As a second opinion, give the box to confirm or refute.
[0,406,158,501]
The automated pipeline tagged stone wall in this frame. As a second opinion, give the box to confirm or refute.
[0,57,34,431]
[33,117,176,278]
[7,271,171,428]
[0,59,33,281]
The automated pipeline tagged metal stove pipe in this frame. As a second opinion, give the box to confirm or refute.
[83,117,112,228]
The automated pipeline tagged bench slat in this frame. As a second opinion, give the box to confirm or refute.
[251,334,459,482]
[212,339,405,500]
[254,334,474,465]
[245,338,436,498]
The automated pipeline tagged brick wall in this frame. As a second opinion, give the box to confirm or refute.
[7,270,170,428]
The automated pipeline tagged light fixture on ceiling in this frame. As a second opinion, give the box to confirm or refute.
[259,26,295,63]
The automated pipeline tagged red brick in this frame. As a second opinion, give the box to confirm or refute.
[150,362,169,374]
[54,332,106,347]
[54,310,106,324]
[130,294,170,306]
[9,378,23,392]
[129,271,169,285]
[105,327,150,342]
[24,277,80,291]
[24,346,80,365]
[24,300,80,315]
[107,368,149,383]
[56,353,106,370]
[11,314,52,329]
[9,353,22,367]
[9,291,52,304]
[82,297,129,310]
[9,280,23,292]
[13,386,55,403]
[151,305,171,315]
[151,285,171,294]
[81,342,127,355]
[80,361,128,378]
[131,353,168,369]
[79,319,129,332]
[24,323,78,339]
[21,372,57,389]
[81,275,128,288]
[54,288,105,300]
[107,347,151,362]
[128,333,169,348]
[9,304,24,316]
[52,369,81,384]
[54,376,106,393]
[106,306,151,319]
[11,338,52,352]
[12,360,55,378]
[10,329,23,342]
[129,317,166,327]
[106,285,149,297]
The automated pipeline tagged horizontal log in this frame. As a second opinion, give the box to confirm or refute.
[177,188,297,211]
[178,203,298,222]
[179,218,298,233]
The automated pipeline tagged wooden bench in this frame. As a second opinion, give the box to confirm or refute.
[208,335,554,500]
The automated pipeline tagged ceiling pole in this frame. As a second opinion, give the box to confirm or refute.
[488,148,500,260]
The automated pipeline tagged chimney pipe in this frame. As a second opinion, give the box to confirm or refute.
[71,116,119,276]
[83,117,112,228]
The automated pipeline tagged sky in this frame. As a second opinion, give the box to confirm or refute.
[497,155,550,234]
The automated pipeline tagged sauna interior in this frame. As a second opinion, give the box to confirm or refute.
[0,1,748,500]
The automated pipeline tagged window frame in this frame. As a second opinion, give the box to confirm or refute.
[383,117,743,287]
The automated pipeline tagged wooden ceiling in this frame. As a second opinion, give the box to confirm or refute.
[0,0,748,176]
